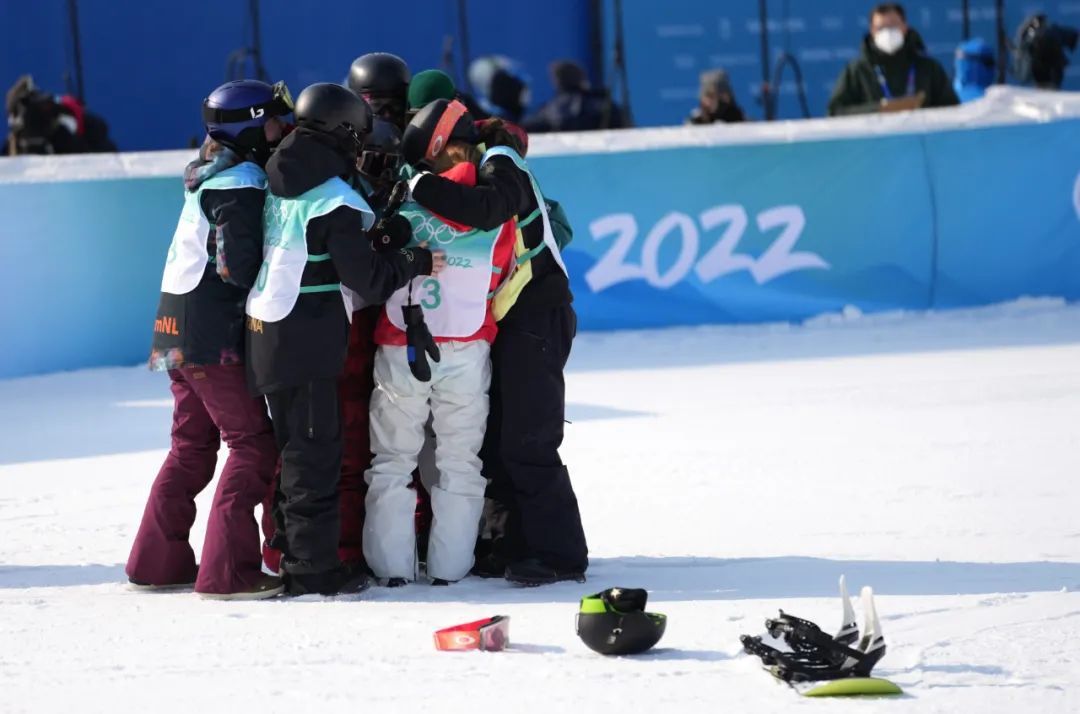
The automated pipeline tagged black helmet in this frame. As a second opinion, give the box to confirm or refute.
[348,52,411,126]
[576,588,667,656]
[294,82,373,156]
[359,118,403,187]
[401,98,478,168]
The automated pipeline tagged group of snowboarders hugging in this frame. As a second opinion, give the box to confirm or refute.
[125,53,589,599]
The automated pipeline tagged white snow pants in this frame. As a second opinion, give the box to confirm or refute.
[363,341,490,581]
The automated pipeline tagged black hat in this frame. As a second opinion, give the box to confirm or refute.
[401,98,478,167]
[576,588,667,655]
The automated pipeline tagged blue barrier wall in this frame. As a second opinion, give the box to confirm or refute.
[6,1,1080,148]
[607,0,1080,125]
[1,0,591,151]
[1,89,1079,379]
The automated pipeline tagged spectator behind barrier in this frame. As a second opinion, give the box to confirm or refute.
[954,38,995,102]
[1014,14,1078,90]
[521,60,629,133]
[827,3,958,116]
[3,75,116,155]
[686,69,746,124]
[467,55,531,123]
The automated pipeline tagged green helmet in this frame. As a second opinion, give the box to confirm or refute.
[576,587,667,655]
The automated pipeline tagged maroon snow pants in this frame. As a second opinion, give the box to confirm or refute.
[127,364,278,594]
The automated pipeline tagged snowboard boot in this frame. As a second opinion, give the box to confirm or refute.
[505,558,586,587]
[284,562,371,596]
[471,552,507,579]
[128,566,198,592]
[198,574,285,601]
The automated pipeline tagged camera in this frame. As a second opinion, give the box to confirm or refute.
[1014,14,1079,89]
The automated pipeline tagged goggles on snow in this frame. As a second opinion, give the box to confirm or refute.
[434,615,510,652]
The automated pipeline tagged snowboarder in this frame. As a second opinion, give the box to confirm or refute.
[405,104,589,586]
[363,98,515,585]
[345,52,438,566]
[127,79,293,600]
[246,82,441,596]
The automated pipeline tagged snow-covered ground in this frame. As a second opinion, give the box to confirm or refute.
[2,298,1079,713]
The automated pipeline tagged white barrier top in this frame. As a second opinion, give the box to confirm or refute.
[1,87,1078,184]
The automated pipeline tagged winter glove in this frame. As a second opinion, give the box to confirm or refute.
[403,303,440,382]
[383,179,410,215]
[400,246,434,276]
[370,213,412,252]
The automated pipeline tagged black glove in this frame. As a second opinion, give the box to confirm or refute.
[400,246,433,275]
[370,214,412,252]
[403,304,440,382]
[384,179,410,216]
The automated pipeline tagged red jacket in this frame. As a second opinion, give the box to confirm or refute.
[374,161,516,346]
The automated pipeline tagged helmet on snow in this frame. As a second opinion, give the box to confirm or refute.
[576,588,667,656]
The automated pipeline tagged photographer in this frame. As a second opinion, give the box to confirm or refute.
[1015,15,1079,90]
[4,75,116,155]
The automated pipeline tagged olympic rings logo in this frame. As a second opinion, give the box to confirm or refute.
[402,209,469,246]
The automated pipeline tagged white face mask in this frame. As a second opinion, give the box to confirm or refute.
[873,27,905,55]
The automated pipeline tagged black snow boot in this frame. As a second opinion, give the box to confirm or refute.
[284,562,371,596]
[505,558,586,587]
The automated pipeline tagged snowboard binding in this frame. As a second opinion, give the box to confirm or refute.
[740,576,887,683]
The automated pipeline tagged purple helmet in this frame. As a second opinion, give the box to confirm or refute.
[201,79,293,151]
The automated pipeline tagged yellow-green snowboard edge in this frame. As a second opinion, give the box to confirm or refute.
[803,678,903,697]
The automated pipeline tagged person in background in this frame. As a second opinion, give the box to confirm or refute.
[467,56,531,124]
[1014,14,1079,90]
[246,83,440,596]
[827,3,958,116]
[522,60,628,133]
[686,69,746,124]
[4,74,116,155]
[954,38,996,102]
[127,79,291,600]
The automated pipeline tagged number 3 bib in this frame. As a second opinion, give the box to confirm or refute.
[385,203,502,338]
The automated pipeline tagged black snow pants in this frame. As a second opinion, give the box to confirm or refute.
[480,303,588,571]
[266,378,343,576]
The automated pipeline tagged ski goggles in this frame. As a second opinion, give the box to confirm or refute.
[434,615,510,652]
[580,587,650,615]
[358,147,401,181]
[202,80,295,124]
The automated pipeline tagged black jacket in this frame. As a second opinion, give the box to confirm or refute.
[149,166,265,371]
[521,90,628,133]
[827,30,959,116]
[687,101,746,125]
[246,129,429,394]
[411,152,571,324]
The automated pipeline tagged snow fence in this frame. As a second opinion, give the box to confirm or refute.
[1,87,1079,379]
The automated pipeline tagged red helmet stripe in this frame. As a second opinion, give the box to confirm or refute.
[426,99,468,161]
